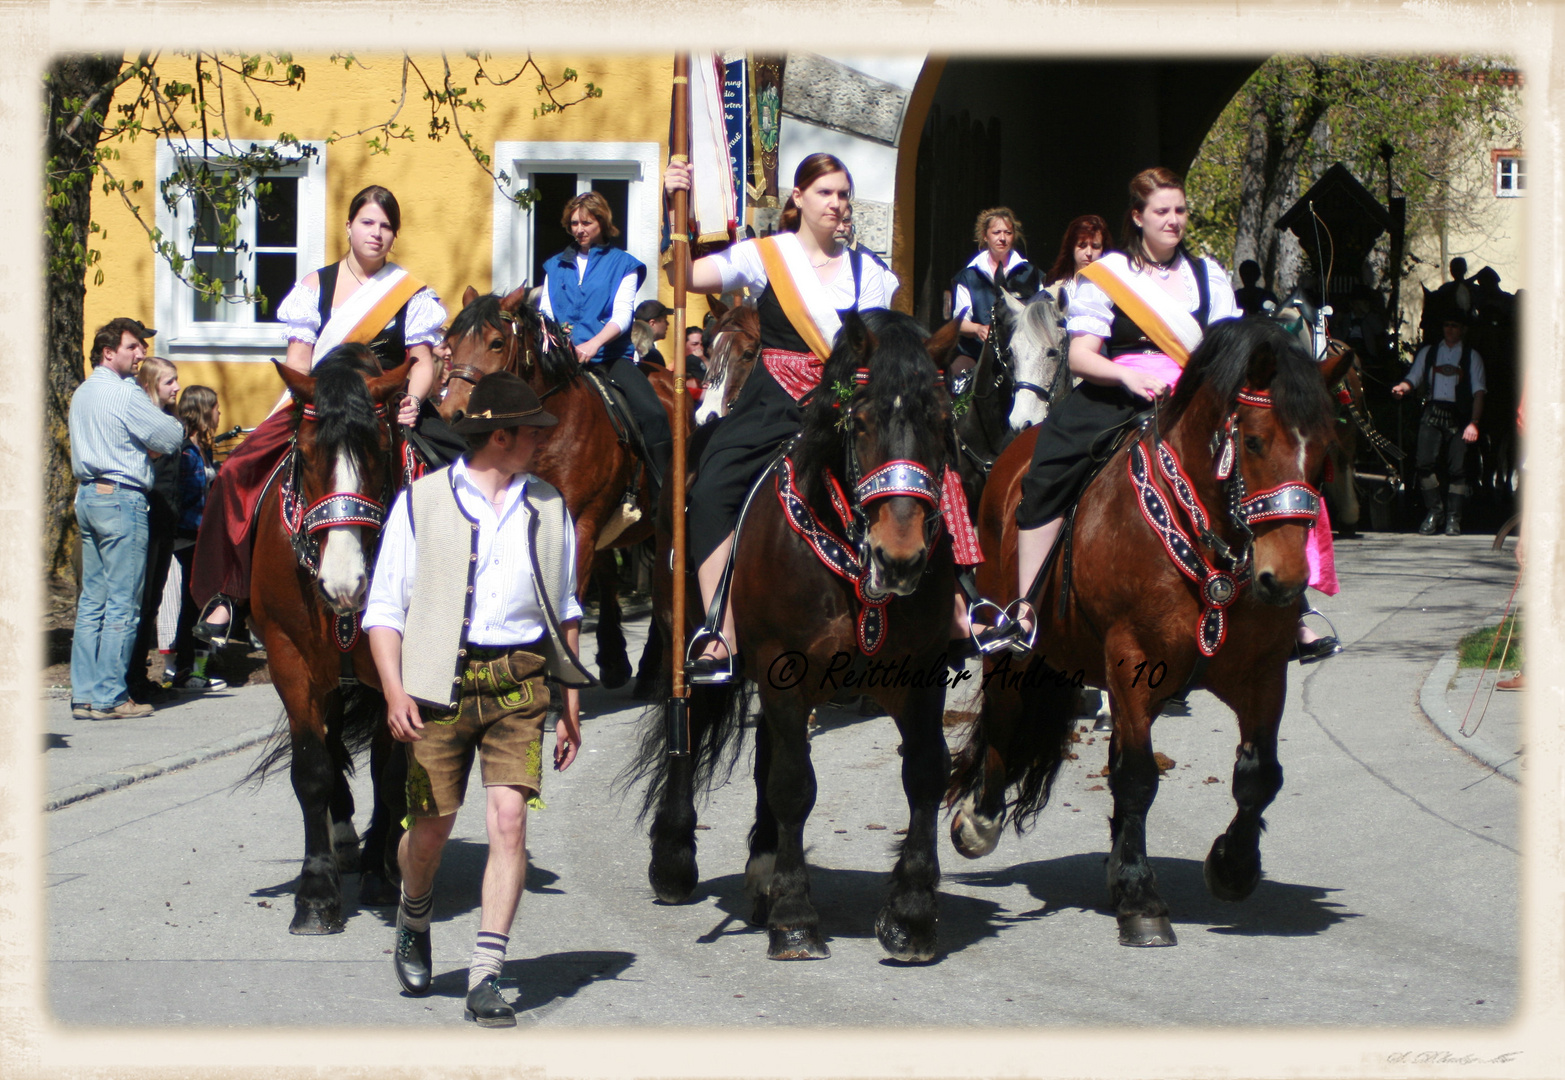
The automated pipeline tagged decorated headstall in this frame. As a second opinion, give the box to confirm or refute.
[279,402,395,584]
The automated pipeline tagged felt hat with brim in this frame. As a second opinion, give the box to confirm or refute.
[452,371,558,432]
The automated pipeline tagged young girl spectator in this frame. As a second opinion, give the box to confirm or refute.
[124,357,181,701]
[170,386,226,691]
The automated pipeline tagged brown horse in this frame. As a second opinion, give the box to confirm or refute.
[630,310,960,961]
[692,303,761,425]
[949,316,1354,947]
[441,285,692,687]
[247,352,412,934]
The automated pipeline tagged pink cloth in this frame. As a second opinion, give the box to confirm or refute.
[1116,351,1185,389]
[1306,497,1338,596]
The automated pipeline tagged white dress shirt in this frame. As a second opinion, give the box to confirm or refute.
[1408,340,1486,402]
[704,237,889,310]
[1065,254,1240,339]
[952,249,1029,322]
[364,459,584,645]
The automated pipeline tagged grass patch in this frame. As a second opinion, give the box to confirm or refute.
[1457,615,1523,670]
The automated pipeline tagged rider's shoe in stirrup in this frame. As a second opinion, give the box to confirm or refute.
[968,599,1013,656]
[975,599,1037,656]
[193,596,237,648]
[685,630,739,685]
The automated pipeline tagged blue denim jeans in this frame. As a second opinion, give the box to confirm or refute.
[72,486,150,710]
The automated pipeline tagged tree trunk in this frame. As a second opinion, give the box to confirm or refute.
[44,54,123,582]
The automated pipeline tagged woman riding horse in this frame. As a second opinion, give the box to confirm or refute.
[1043,213,1112,310]
[191,184,447,643]
[952,206,1045,382]
[537,191,673,501]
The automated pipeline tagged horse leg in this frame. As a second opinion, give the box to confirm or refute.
[1103,638,1174,947]
[949,680,1021,860]
[647,686,721,903]
[289,709,346,935]
[594,552,632,689]
[358,723,406,907]
[876,683,949,961]
[328,754,361,875]
[761,692,828,960]
[745,710,778,926]
[1205,676,1286,902]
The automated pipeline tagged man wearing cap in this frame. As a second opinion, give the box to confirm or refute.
[69,317,184,720]
[633,298,671,369]
[1392,311,1486,535]
[364,370,595,1027]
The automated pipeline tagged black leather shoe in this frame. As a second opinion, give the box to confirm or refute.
[1292,636,1342,665]
[1417,510,1442,536]
[393,923,432,996]
[464,975,516,1027]
[1444,515,1462,536]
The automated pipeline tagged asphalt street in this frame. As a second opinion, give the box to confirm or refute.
[43,534,1521,1030]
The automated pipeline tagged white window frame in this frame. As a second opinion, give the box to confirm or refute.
[1495,154,1524,198]
[154,138,327,353]
[490,141,661,302]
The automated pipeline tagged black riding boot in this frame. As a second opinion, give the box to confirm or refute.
[1444,493,1465,536]
[1417,484,1443,535]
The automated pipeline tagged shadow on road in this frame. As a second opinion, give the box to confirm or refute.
[951,851,1359,939]
[413,950,637,1014]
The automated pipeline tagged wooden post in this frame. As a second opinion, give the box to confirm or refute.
[668,53,692,753]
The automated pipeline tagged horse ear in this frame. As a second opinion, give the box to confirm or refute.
[706,294,730,319]
[501,283,531,313]
[925,319,961,373]
[1319,340,1357,390]
[1246,342,1279,390]
[462,286,480,308]
[1000,289,1025,315]
[368,358,415,405]
[841,309,876,360]
[275,360,316,405]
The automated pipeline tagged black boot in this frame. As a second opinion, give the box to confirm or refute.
[1444,493,1465,536]
[1417,486,1443,535]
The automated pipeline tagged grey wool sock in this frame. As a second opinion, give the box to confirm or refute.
[467,931,509,991]
[398,887,434,934]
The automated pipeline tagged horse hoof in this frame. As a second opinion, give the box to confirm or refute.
[1203,837,1262,902]
[768,926,830,960]
[334,846,362,875]
[1117,914,1177,947]
[875,914,938,963]
[599,656,632,690]
[949,802,1001,860]
[357,870,400,907]
[648,860,697,905]
[289,906,345,935]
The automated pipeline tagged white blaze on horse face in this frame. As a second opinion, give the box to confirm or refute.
[695,366,730,425]
[1004,291,1061,431]
[317,454,369,615]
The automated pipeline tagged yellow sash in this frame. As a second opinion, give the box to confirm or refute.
[756,236,833,361]
[1080,260,1192,368]
[343,272,426,347]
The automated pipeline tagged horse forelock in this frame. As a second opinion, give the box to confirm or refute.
[448,292,577,389]
[1168,316,1333,440]
[305,360,384,484]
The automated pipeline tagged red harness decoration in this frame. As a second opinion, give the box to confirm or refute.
[763,347,825,403]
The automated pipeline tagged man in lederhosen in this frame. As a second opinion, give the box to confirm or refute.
[1392,311,1486,536]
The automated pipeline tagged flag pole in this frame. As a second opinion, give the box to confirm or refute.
[667,53,692,755]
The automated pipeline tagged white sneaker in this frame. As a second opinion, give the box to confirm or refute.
[176,673,228,692]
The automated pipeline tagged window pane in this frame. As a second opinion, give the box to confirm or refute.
[253,252,297,321]
[529,172,580,289]
[194,191,229,247]
[594,179,630,248]
[255,176,299,248]
[192,250,242,323]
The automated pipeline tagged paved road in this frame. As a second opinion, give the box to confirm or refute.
[44,534,1521,1031]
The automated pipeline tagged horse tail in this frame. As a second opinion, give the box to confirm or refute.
[619,681,754,825]
[949,655,1079,834]
[240,681,386,788]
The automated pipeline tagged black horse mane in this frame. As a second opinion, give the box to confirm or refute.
[793,309,947,509]
[1166,315,1334,436]
[302,345,385,475]
[448,292,580,389]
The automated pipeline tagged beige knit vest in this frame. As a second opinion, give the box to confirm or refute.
[400,466,595,709]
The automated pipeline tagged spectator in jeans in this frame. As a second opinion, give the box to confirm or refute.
[69,318,184,720]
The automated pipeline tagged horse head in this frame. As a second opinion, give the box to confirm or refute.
[999,287,1069,431]
[1172,317,1353,608]
[276,350,411,616]
[440,283,540,425]
[695,304,761,426]
[800,309,953,599]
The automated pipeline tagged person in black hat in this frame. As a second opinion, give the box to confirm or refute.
[1392,309,1486,535]
[364,370,596,1027]
[633,298,671,369]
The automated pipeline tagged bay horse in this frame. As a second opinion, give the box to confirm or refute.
[949,315,1354,947]
[692,303,762,425]
[441,285,691,688]
[247,350,412,934]
[628,309,960,961]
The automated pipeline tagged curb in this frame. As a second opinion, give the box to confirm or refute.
[45,725,279,812]
[1418,650,1521,784]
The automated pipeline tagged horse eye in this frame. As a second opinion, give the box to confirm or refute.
[1244,435,1264,455]
[489,339,502,350]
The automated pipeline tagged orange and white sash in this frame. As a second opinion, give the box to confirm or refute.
[1080,253,1204,368]
[755,234,840,362]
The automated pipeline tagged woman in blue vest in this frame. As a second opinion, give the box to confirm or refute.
[951,208,1045,370]
[538,192,673,493]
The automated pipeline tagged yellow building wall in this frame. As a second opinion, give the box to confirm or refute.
[83,52,700,429]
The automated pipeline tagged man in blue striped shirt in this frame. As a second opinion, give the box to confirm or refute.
[69,318,184,720]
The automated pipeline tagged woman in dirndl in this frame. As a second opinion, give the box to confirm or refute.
[992,167,1241,648]
[190,184,447,643]
[1042,213,1113,310]
[663,153,899,681]
[950,207,1045,386]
